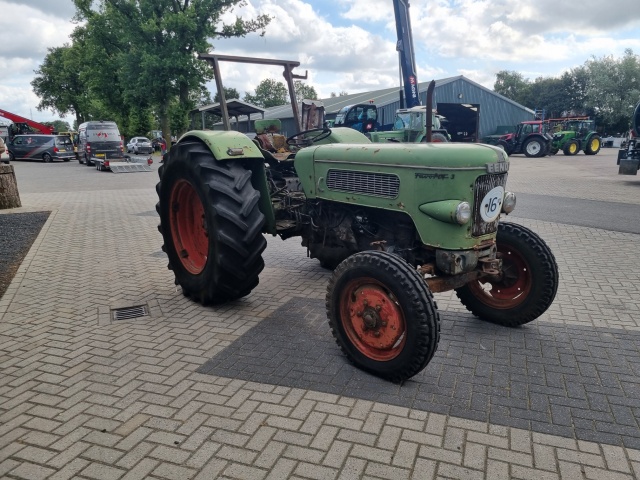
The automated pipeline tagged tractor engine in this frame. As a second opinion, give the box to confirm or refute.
[266,163,420,268]
[302,202,419,268]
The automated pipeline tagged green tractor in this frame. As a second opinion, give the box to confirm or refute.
[368,105,450,143]
[156,54,559,382]
[550,119,601,156]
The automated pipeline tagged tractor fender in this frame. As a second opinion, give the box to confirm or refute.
[177,130,277,235]
[529,133,550,143]
[178,130,263,160]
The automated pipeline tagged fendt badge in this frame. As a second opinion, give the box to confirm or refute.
[486,162,509,174]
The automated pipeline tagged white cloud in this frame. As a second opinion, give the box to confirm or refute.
[0,2,75,60]
[0,1,76,123]
[1,0,640,124]
[213,0,399,97]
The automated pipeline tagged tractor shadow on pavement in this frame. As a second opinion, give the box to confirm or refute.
[197,296,640,449]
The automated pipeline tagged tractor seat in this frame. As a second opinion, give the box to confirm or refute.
[254,119,288,153]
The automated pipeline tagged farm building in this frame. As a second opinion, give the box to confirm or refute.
[192,76,534,142]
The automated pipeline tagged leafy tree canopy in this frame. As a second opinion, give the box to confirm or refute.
[294,81,318,103]
[494,50,640,133]
[214,87,241,103]
[32,0,270,140]
[243,79,319,107]
[244,79,289,108]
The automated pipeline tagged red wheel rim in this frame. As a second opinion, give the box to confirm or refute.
[467,242,532,309]
[169,179,208,274]
[339,278,406,361]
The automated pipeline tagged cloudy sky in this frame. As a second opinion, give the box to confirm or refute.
[1,0,639,125]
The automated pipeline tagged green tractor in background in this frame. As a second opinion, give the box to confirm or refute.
[549,118,601,156]
[368,105,450,143]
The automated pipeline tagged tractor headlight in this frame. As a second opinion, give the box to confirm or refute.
[418,200,471,225]
[502,192,516,214]
[455,202,471,225]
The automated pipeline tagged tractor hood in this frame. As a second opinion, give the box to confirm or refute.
[297,142,508,170]
[294,141,510,249]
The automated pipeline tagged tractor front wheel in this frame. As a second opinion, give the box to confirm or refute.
[326,251,440,382]
[156,140,267,305]
[455,222,558,327]
[563,139,579,156]
[496,140,513,155]
[584,135,601,155]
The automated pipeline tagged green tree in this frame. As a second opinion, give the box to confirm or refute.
[584,49,640,133]
[31,44,90,126]
[214,87,241,103]
[493,71,531,107]
[244,79,289,108]
[528,76,566,119]
[560,66,590,117]
[70,0,270,143]
[294,81,318,103]
[330,91,349,97]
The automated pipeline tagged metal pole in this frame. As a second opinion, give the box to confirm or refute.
[199,54,305,133]
[284,64,302,133]
[211,57,231,131]
[425,80,435,142]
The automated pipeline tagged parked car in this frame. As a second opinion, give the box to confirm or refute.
[0,136,9,164]
[7,135,75,162]
[127,137,153,154]
[78,120,124,166]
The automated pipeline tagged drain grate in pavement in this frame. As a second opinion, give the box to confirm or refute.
[112,305,148,321]
[198,297,640,449]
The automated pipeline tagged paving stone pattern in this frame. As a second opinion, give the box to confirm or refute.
[198,297,640,449]
[2,156,640,479]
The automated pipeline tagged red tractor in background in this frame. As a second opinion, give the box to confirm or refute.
[495,120,553,158]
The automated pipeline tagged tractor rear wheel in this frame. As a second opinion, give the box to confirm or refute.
[523,137,545,157]
[326,251,440,382]
[156,140,267,305]
[584,135,601,155]
[563,139,579,155]
[455,223,558,326]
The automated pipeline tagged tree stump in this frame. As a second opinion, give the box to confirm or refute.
[0,165,21,209]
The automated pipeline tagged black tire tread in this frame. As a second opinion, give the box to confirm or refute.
[563,140,579,156]
[326,251,440,382]
[156,140,266,305]
[455,222,558,326]
[584,135,601,155]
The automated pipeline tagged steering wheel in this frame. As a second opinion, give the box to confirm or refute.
[286,127,332,147]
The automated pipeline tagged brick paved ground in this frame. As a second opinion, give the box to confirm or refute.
[1,150,640,479]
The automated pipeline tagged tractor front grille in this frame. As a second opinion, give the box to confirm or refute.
[326,169,400,199]
[472,173,508,237]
